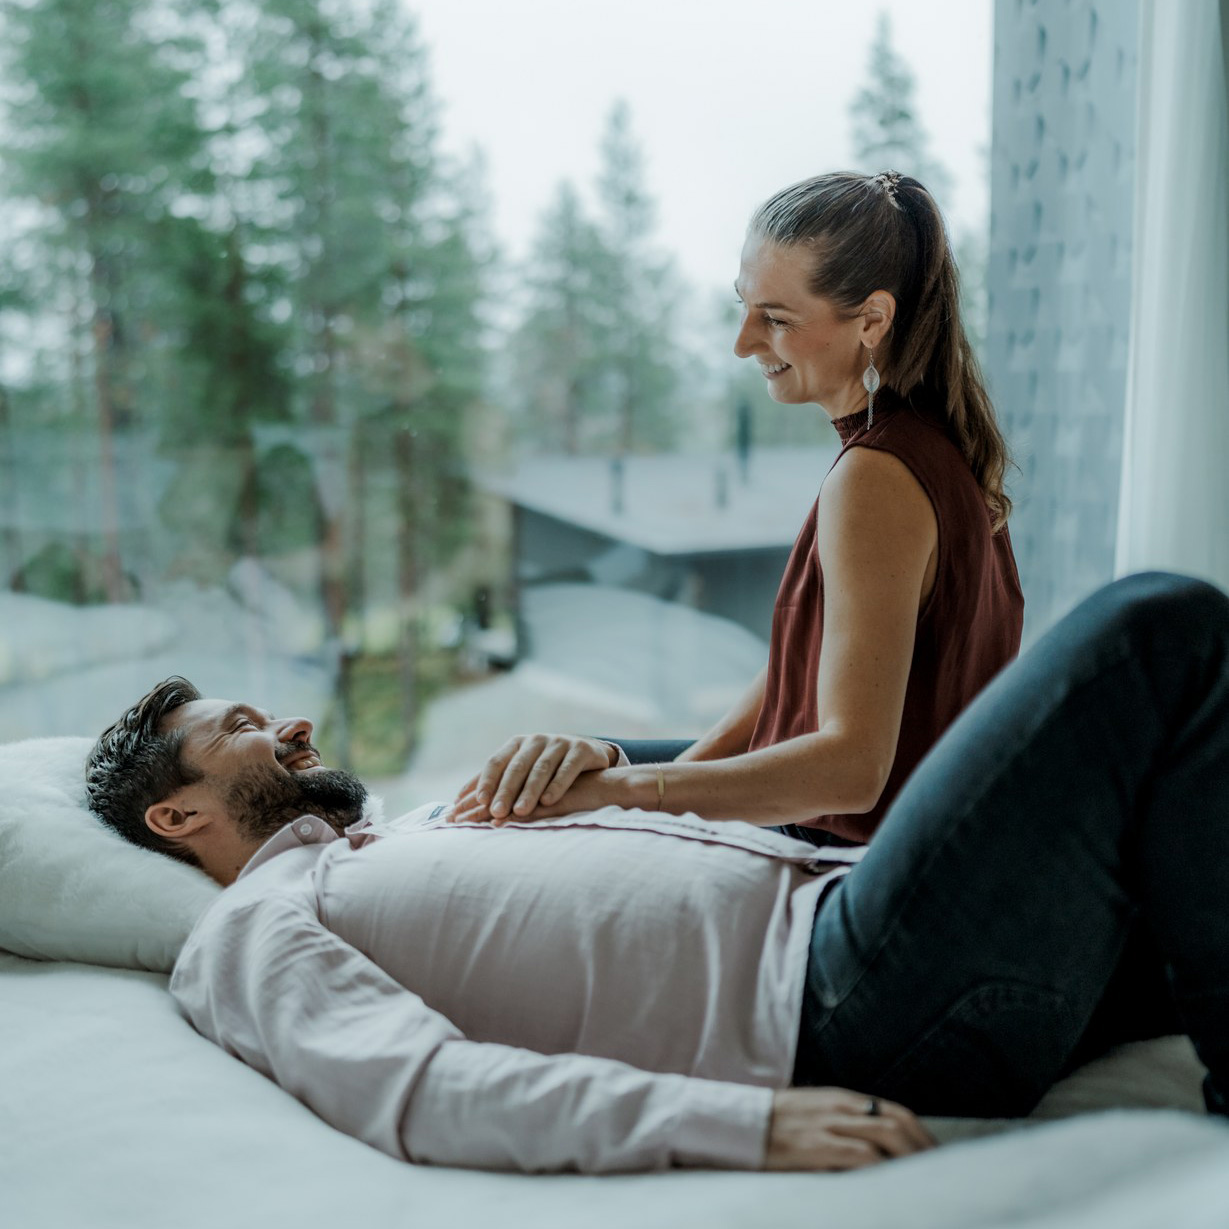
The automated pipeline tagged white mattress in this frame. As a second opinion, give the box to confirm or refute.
[3,952,1228,1229]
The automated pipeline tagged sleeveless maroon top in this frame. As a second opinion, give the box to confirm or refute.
[749,387,1023,845]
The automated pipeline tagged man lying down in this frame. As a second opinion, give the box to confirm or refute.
[85,574,1229,1174]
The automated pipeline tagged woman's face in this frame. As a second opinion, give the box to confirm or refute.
[733,235,867,416]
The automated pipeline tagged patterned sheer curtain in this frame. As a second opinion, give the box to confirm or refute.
[1115,0,1229,586]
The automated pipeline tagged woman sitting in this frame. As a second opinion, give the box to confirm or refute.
[454,171,1023,844]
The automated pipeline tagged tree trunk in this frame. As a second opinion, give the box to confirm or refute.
[347,428,367,635]
[222,229,261,559]
[564,374,581,455]
[562,313,581,455]
[619,362,635,455]
[393,422,419,742]
[0,384,21,589]
[68,273,92,603]
[302,25,354,767]
[85,225,128,604]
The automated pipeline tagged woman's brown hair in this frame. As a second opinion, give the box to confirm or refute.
[751,171,1012,529]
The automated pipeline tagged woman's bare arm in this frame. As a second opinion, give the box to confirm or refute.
[454,447,937,827]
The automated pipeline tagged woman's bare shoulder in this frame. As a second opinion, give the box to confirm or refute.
[821,444,935,521]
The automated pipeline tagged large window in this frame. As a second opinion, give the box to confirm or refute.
[0,0,991,805]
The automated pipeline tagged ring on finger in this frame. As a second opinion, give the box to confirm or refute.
[863,1097,881,1117]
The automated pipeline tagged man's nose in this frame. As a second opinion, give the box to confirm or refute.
[277,717,314,746]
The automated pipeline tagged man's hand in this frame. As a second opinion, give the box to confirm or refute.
[450,734,617,824]
[764,1088,935,1171]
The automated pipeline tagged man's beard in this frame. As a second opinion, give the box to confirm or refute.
[225,754,369,842]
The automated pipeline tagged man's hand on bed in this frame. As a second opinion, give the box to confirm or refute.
[449,734,619,824]
[764,1089,935,1171]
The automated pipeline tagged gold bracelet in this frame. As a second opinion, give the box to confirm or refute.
[656,765,665,809]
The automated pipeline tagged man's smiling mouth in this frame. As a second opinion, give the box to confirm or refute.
[281,749,323,772]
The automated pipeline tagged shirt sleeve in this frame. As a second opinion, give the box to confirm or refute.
[170,888,772,1174]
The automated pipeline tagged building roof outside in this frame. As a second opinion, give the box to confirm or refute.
[479,445,839,556]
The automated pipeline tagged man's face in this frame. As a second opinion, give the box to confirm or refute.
[164,699,368,842]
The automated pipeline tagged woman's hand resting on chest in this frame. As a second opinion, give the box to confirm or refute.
[449,733,621,824]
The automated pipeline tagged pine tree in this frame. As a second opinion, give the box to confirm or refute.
[0,0,488,765]
[849,13,987,349]
[221,0,401,762]
[593,100,679,454]
[366,150,491,745]
[510,102,679,456]
[156,217,295,572]
[0,382,18,588]
[1,0,214,600]
[229,0,488,761]
[511,181,610,454]
[0,269,28,587]
[849,13,953,204]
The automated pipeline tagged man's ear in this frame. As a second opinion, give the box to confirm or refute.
[859,290,897,350]
[144,794,212,843]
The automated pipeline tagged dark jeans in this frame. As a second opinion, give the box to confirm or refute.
[794,572,1229,1118]
[607,740,694,765]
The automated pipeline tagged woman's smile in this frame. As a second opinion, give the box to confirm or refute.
[759,361,792,378]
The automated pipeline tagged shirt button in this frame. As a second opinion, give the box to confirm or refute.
[297,821,314,837]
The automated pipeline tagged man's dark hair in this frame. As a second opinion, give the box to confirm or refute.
[86,676,205,868]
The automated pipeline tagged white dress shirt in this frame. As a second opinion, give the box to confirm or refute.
[170,804,859,1173]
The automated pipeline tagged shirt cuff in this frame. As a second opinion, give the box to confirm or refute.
[603,741,632,768]
[669,1080,774,1170]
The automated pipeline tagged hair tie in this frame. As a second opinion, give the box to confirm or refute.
[874,170,904,201]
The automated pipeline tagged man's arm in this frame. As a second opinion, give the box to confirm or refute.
[404,1038,771,1172]
[173,889,930,1172]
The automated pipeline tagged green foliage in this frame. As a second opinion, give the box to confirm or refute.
[0,0,491,761]
[315,642,455,777]
[10,541,109,603]
[155,220,294,449]
[234,0,415,415]
[2,0,209,207]
[230,442,325,556]
[2,0,216,431]
[156,442,251,583]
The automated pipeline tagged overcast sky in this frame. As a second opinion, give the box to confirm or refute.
[410,0,994,294]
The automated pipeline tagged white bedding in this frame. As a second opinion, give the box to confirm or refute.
[3,951,1228,1229]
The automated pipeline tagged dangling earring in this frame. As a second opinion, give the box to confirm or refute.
[862,347,880,428]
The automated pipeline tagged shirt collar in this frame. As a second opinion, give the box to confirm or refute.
[236,813,375,880]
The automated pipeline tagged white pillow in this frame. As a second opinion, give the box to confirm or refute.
[0,736,220,971]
